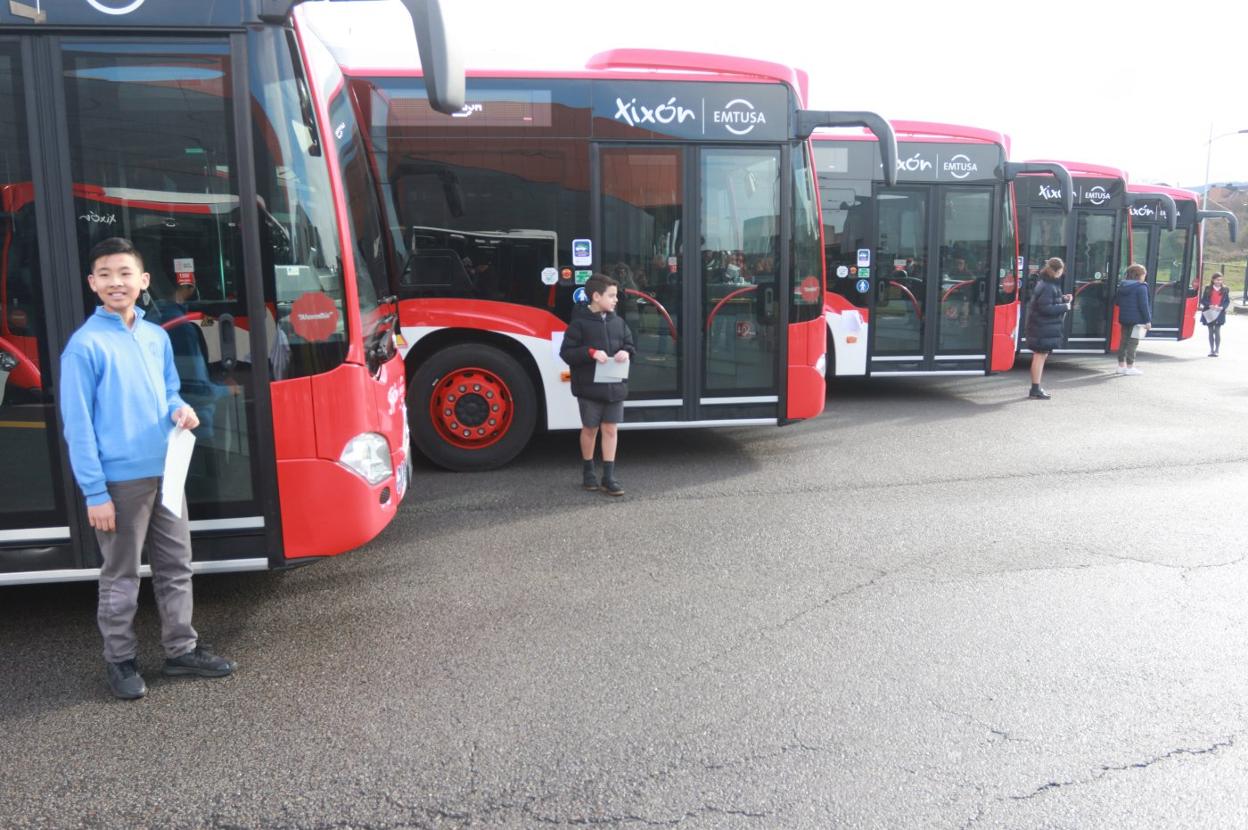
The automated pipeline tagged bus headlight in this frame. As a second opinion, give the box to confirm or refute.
[338,432,393,486]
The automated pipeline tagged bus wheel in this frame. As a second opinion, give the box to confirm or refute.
[409,343,537,471]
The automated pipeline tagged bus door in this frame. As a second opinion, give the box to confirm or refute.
[1,34,275,579]
[1067,209,1119,350]
[1132,217,1192,340]
[600,144,785,424]
[868,184,995,374]
[1019,208,1067,351]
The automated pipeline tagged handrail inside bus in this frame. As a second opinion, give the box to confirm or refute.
[1197,209,1238,243]
[887,280,922,321]
[797,111,899,185]
[1126,191,1178,232]
[273,0,464,114]
[623,289,678,340]
[705,285,758,332]
[1004,162,1074,214]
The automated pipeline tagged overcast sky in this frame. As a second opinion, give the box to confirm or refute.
[448,0,1247,188]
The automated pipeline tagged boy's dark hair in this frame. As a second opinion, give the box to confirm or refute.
[584,273,618,302]
[88,237,144,273]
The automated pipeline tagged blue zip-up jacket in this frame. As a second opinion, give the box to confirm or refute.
[59,306,187,507]
[1115,279,1151,326]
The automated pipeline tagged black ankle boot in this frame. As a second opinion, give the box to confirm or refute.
[600,461,624,496]
[1028,384,1051,400]
[582,460,599,490]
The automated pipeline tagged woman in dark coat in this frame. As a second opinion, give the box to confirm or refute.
[1199,272,1231,357]
[1024,257,1072,399]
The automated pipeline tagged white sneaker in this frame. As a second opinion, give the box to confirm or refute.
[1115,365,1127,375]
[1123,367,1143,376]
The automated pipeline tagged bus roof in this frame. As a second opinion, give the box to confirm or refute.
[1029,159,1127,182]
[812,120,1008,152]
[1127,182,1199,203]
[345,47,806,93]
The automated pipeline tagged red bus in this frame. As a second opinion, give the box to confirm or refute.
[337,48,898,470]
[814,122,1073,377]
[1015,161,1178,355]
[0,0,462,586]
[1126,183,1238,341]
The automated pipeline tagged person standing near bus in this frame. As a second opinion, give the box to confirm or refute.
[1200,272,1231,357]
[559,273,635,496]
[1024,257,1071,399]
[1114,263,1151,375]
[59,237,236,700]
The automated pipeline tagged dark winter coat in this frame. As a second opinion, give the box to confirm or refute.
[1115,279,1152,326]
[1025,275,1070,352]
[559,303,636,402]
[1200,284,1230,327]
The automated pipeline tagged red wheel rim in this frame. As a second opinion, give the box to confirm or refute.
[429,366,514,450]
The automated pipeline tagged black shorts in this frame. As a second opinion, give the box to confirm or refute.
[578,398,624,427]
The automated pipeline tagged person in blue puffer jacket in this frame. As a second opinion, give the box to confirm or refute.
[1114,263,1151,375]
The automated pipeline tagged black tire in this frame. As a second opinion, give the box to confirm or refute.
[408,343,537,471]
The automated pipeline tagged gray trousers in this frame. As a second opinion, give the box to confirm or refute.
[96,477,197,663]
[1117,323,1140,365]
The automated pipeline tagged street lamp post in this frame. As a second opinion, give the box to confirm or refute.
[1199,126,1248,277]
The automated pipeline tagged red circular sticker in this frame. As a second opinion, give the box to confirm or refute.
[799,275,821,302]
[290,291,340,342]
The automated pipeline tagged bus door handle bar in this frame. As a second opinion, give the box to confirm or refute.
[260,0,465,115]
[1126,192,1178,232]
[1197,210,1238,243]
[218,313,237,373]
[705,285,758,333]
[623,289,678,340]
[796,111,899,186]
[1004,162,1074,215]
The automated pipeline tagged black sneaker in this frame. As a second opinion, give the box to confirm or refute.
[582,465,599,491]
[163,644,236,678]
[1028,387,1051,400]
[601,476,625,496]
[106,659,147,700]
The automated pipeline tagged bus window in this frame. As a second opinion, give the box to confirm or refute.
[997,190,1018,304]
[250,28,348,379]
[1072,213,1114,340]
[791,142,822,323]
[1154,226,1189,325]
[937,189,991,353]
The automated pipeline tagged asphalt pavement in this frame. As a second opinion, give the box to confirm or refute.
[3,318,1247,829]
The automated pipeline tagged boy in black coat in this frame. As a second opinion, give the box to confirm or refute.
[559,274,636,495]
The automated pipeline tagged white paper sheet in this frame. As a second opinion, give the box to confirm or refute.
[161,427,196,518]
[593,357,630,382]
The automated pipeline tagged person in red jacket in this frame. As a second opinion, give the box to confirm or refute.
[1199,272,1231,357]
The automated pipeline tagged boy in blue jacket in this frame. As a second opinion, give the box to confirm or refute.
[1114,263,1151,375]
[60,237,235,700]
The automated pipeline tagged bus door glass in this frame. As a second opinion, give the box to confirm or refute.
[601,147,684,401]
[872,188,927,359]
[0,40,73,561]
[1152,225,1189,335]
[62,40,265,538]
[1069,211,1115,344]
[935,187,992,357]
[699,147,780,402]
[1021,210,1067,347]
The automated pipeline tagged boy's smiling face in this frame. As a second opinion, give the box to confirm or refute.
[87,253,149,318]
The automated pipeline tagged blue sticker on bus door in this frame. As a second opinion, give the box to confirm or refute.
[855,278,870,294]
[572,286,588,304]
[572,239,592,267]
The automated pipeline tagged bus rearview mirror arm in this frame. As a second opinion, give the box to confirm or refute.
[797,111,899,186]
[1126,192,1179,232]
[1196,210,1238,243]
[1004,162,1074,215]
[260,0,465,115]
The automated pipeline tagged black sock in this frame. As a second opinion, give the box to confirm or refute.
[582,459,595,473]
